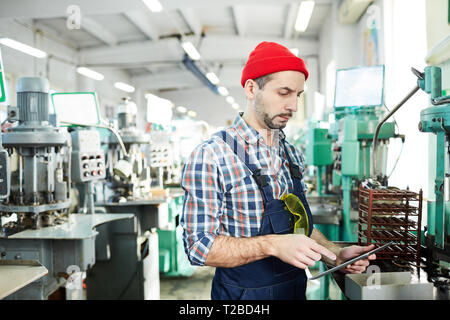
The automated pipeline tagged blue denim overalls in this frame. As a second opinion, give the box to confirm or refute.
[211,130,314,300]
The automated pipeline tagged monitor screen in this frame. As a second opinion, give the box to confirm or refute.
[334,65,384,108]
[51,92,101,126]
[146,93,173,126]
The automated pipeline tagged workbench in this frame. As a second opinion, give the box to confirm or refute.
[328,242,449,300]
[0,260,48,299]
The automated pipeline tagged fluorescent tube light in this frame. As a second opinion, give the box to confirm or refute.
[187,110,197,118]
[294,1,315,32]
[76,67,104,81]
[0,38,47,58]
[177,106,187,114]
[218,86,229,96]
[181,41,201,61]
[226,96,235,104]
[206,72,220,85]
[142,0,163,12]
[114,82,135,93]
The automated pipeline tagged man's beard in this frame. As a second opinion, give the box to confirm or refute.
[255,94,292,130]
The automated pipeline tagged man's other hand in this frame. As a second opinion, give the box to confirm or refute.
[336,244,377,274]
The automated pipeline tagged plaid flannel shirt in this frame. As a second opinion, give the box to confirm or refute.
[180,114,307,266]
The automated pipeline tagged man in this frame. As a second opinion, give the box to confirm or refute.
[180,42,376,300]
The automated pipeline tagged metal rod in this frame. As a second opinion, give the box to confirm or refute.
[18,154,23,194]
[86,181,95,215]
[60,121,129,158]
[372,84,420,177]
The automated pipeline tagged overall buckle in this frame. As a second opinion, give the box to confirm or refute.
[290,165,302,179]
[253,169,269,187]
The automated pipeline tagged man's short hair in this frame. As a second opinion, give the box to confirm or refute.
[254,74,273,90]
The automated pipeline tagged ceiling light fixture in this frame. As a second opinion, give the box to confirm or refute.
[142,0,163,12]
[181,41,201,61]
[218,86,229,96]
[187,110,197,118]
[206,72,220,85]
[177,106,187,114]
[294,1,315,32]
[0,38,47,58]
[226,96,235,104]
[114,82,135,93]
[231,103,239,110]
[76,66,104,81]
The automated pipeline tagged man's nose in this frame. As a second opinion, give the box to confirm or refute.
[285,98,298,112]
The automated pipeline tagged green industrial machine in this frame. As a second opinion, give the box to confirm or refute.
[330,108,396,242]
[365,65,450,294]
[308,66,399,243]
[305,63,450,299]
[305,112,397,299]
[416,66,450,278]
[304,66,401,300]
[304,123,339,300]
[305,125,333,196]
[158,193,196,277]
[0,49,6,103]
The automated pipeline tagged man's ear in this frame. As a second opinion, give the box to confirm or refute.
[244,79,257,100]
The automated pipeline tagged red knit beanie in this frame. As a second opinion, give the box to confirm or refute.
[241,41,309,87]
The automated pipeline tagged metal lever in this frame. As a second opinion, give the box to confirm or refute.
[371,68,423,178]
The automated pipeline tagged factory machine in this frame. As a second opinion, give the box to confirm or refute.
[306,64,450,300]
[146,128,194,277]
[418,66,450,284]
[50,92,161,299]
[95,98,193,291]
[306,65,401,243]
[304,66,403,300]
[106,97,152,202]
[0,78,133,299]
[373,65,450,294]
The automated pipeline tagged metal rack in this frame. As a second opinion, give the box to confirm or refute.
[358,185,423,267]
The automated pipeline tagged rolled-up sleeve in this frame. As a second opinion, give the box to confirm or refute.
[180,143,223,266]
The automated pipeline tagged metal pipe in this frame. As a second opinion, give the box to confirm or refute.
[86,181,95,215]
[19,154,23,194]
[317,166,324,196]
[372,84,420,177]
[60,121,129,158]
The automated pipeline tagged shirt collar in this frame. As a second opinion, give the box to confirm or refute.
[233,112,286,145]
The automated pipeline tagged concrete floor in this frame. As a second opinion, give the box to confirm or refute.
[160,266,215,300]
[159,266,343,300]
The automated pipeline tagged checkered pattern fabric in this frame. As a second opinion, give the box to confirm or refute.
[180,114,307,266]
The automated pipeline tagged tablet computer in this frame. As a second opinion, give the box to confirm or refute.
[308,241,393,280]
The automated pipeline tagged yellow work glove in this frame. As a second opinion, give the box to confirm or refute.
[280,193,309,235]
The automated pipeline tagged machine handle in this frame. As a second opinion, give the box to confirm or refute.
[372,79,421,178]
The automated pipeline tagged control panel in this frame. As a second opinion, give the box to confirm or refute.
[149,132,172,168]
[0,149,10,198]
[71,130,106,183]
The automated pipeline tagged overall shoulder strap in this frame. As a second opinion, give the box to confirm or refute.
[214,130,273,202]
[282,139,304,193]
